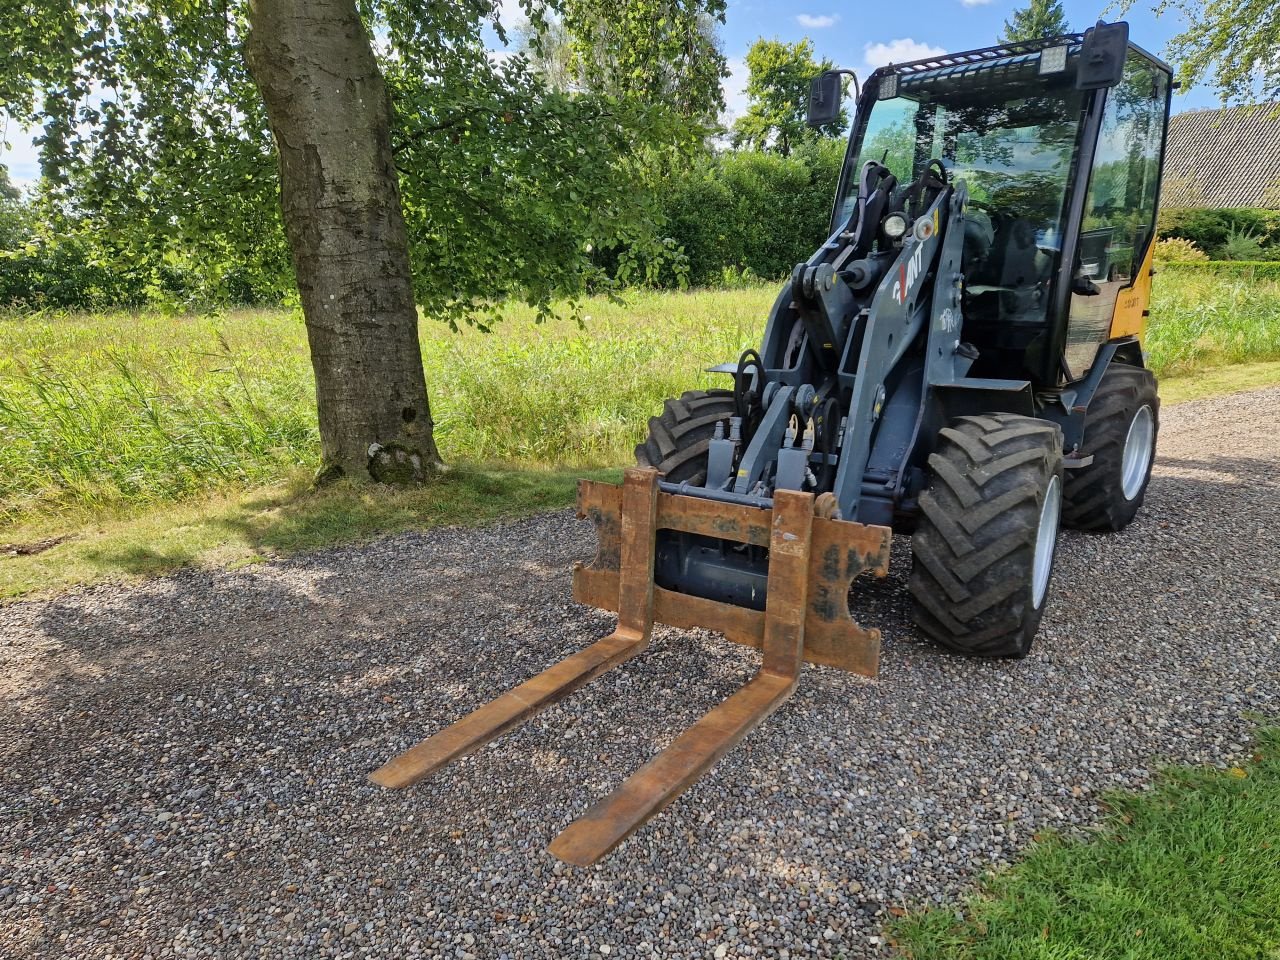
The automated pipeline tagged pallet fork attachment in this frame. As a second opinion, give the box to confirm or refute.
[371,468,891,865]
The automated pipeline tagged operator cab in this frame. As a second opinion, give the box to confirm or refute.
[828,28,1170,387]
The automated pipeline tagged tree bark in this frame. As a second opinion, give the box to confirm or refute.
[244,0,441,484]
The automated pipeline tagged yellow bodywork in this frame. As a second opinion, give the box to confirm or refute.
[1108,240,1156,340]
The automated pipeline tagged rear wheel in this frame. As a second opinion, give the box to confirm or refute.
[908,414,1064,658]
[1063,364,1159,532]
[635,389,737,483]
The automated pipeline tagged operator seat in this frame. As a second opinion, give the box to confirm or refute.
[960,215,1054,378]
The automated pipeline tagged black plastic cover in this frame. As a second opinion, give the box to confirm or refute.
[1076,20,1129,90]
[808,71,843,127]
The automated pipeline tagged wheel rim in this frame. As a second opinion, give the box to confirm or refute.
[1121,405,1155,501]
[1032,474,1061,609]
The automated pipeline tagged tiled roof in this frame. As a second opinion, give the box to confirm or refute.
[1162,104,1280,209]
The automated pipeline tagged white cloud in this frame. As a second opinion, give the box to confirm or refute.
[796,14,839,29]
[720,55,751,123]
[863,38,947,70]
[494,0,525,32]
[960,0,992,6]
[1,116,41,188]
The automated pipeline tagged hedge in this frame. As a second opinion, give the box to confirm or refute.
[658,139,845,287]
[1157,207,1280,259]
[1156,260,1280,281]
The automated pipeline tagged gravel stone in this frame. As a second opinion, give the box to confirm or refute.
[2,387,1277,958]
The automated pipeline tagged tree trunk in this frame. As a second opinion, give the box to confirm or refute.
[244,0,441,484]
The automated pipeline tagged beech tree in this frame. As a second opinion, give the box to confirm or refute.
[0,0,726,483]
[1144,0,1280,106]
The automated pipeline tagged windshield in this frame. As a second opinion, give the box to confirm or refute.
[834,79,1087,245]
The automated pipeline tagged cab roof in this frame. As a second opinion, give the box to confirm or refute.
[863,29,1172,91]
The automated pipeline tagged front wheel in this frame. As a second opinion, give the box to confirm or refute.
[908,414,1064,658]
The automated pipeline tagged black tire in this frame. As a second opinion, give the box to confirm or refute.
[1063,364,1159,532]
[635,389,737,483]
[908,414,1064,658]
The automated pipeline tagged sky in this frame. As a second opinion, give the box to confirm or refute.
[0,0,1221,188]
[715,0,1219,122]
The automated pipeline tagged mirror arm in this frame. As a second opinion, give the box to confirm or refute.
[830,69,861,100]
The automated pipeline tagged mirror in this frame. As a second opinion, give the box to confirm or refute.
[1076,20,1129,90]
[807,71,843,128]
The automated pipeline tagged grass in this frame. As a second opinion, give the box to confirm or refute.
[3,273,1279,524]
[1146,270,1280,376]
[0,288,764,523]
[0,463,619,599]
[0,271,1277,598]
[1157,359,1280,405]
[891,725,1280,960]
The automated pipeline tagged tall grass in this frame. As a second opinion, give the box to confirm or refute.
[0,273,1275,524]
[0,289,763,523]
[0,315,317,521]
[1146,269,1280,375]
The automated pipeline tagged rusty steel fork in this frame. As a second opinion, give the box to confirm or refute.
[371,467,890,865]
[368,468,662,791]
[547,486,814,865]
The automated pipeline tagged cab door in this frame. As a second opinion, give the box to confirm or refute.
[1062,53,1171,379]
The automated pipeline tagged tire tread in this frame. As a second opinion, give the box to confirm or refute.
[908,414,1063,658]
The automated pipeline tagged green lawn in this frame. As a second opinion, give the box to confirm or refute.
[892,726,1280,960]
[0,287,764,524]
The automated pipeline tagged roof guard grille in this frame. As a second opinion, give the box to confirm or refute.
[883,34,1087,76]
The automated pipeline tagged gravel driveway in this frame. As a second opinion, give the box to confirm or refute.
[3,387,1278,959]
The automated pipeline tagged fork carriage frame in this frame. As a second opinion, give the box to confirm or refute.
[371,468,891,865]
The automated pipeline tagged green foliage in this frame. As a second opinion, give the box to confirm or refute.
[0,0,726,324]
[1157,207,1280,259]
[657,138,844,286]
[732,38,844,156]
[1000,0,1070,43]
[1220,226,1266,260]
[1152,237,1209,262]
[0,178,288,307]
[1144,0,1280,106]
[555,1,727,120]
[0,165,19,202]
[389,55,700,326]
[893,726,1280,960]
[1156,259,1280,280]
[0,1,294,306]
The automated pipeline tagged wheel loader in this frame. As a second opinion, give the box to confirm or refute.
[374,22,1172,865]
